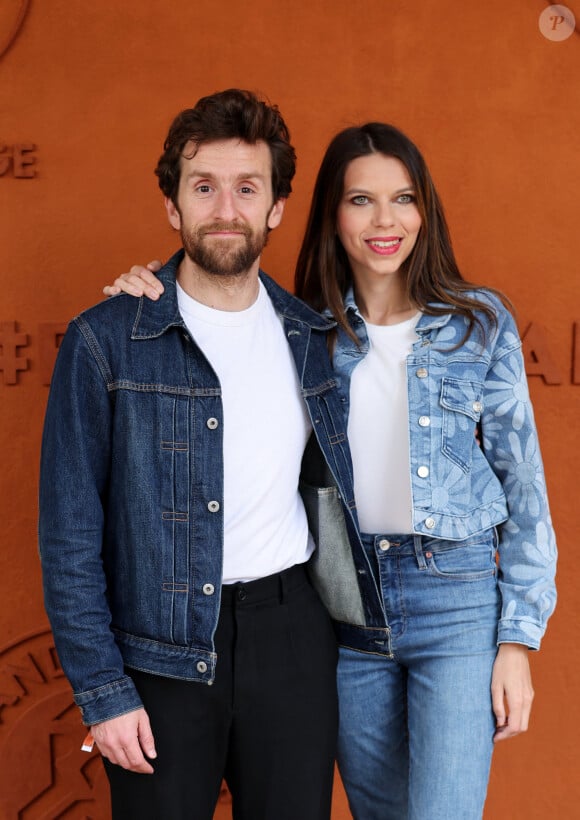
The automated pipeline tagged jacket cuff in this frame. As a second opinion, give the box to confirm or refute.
[497,620,543,651]
[73,674,144,726]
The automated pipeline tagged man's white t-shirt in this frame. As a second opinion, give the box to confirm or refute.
[177,280,314,583]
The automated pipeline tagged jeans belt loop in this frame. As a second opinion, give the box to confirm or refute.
[413,534,427,570]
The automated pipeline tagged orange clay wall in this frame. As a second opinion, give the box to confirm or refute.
[0,1,578,817]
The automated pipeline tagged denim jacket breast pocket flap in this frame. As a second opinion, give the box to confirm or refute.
[440,377,484,473]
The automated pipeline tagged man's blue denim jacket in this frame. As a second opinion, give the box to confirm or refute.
[39,250,373,727]
[317,288,557,654]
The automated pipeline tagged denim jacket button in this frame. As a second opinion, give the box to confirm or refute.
[472,401,483,413]
[418,466,429,478]
[378,539,391,551]
[207,500,220,513]
[418,416,431,427]
[202,583,215,595]
[425,517,436,529]
[416,367,428,378]
[206,417,219,429]
[196,661,208,674]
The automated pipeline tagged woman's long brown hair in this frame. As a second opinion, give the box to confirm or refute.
[294,123,512,346]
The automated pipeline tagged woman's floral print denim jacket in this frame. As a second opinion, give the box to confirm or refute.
[330,288,557,650]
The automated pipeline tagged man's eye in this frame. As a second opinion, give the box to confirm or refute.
[196,185,212,193]
[240,186,255,194]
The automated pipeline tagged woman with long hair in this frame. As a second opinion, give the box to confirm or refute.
[292,122,556,818]
[106,122,556,819]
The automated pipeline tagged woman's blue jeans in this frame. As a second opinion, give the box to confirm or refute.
[337,531,501,820]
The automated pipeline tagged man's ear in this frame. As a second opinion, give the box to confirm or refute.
[267,198,286,230]
[164,197,181,231]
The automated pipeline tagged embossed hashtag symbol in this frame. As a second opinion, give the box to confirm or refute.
[0,321,29,384]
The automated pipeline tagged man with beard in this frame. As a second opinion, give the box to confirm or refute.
[38,90,351,820]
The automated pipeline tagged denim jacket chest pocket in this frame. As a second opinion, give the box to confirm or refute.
[439,377,484,473]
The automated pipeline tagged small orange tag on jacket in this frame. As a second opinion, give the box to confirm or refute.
[81,731,95,752]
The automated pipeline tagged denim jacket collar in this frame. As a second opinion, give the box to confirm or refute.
[334,286,452,337]
[132,249,336,340]
[322,286,453,342]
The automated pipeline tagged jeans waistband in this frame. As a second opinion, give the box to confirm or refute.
[220,562,309,607]
[360,531,496,556]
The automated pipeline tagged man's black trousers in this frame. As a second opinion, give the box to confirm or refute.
[104,563,339,819]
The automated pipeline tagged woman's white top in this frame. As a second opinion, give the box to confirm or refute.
[348,313,421,534]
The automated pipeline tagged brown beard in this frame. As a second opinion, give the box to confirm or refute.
[181,220,269,277]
